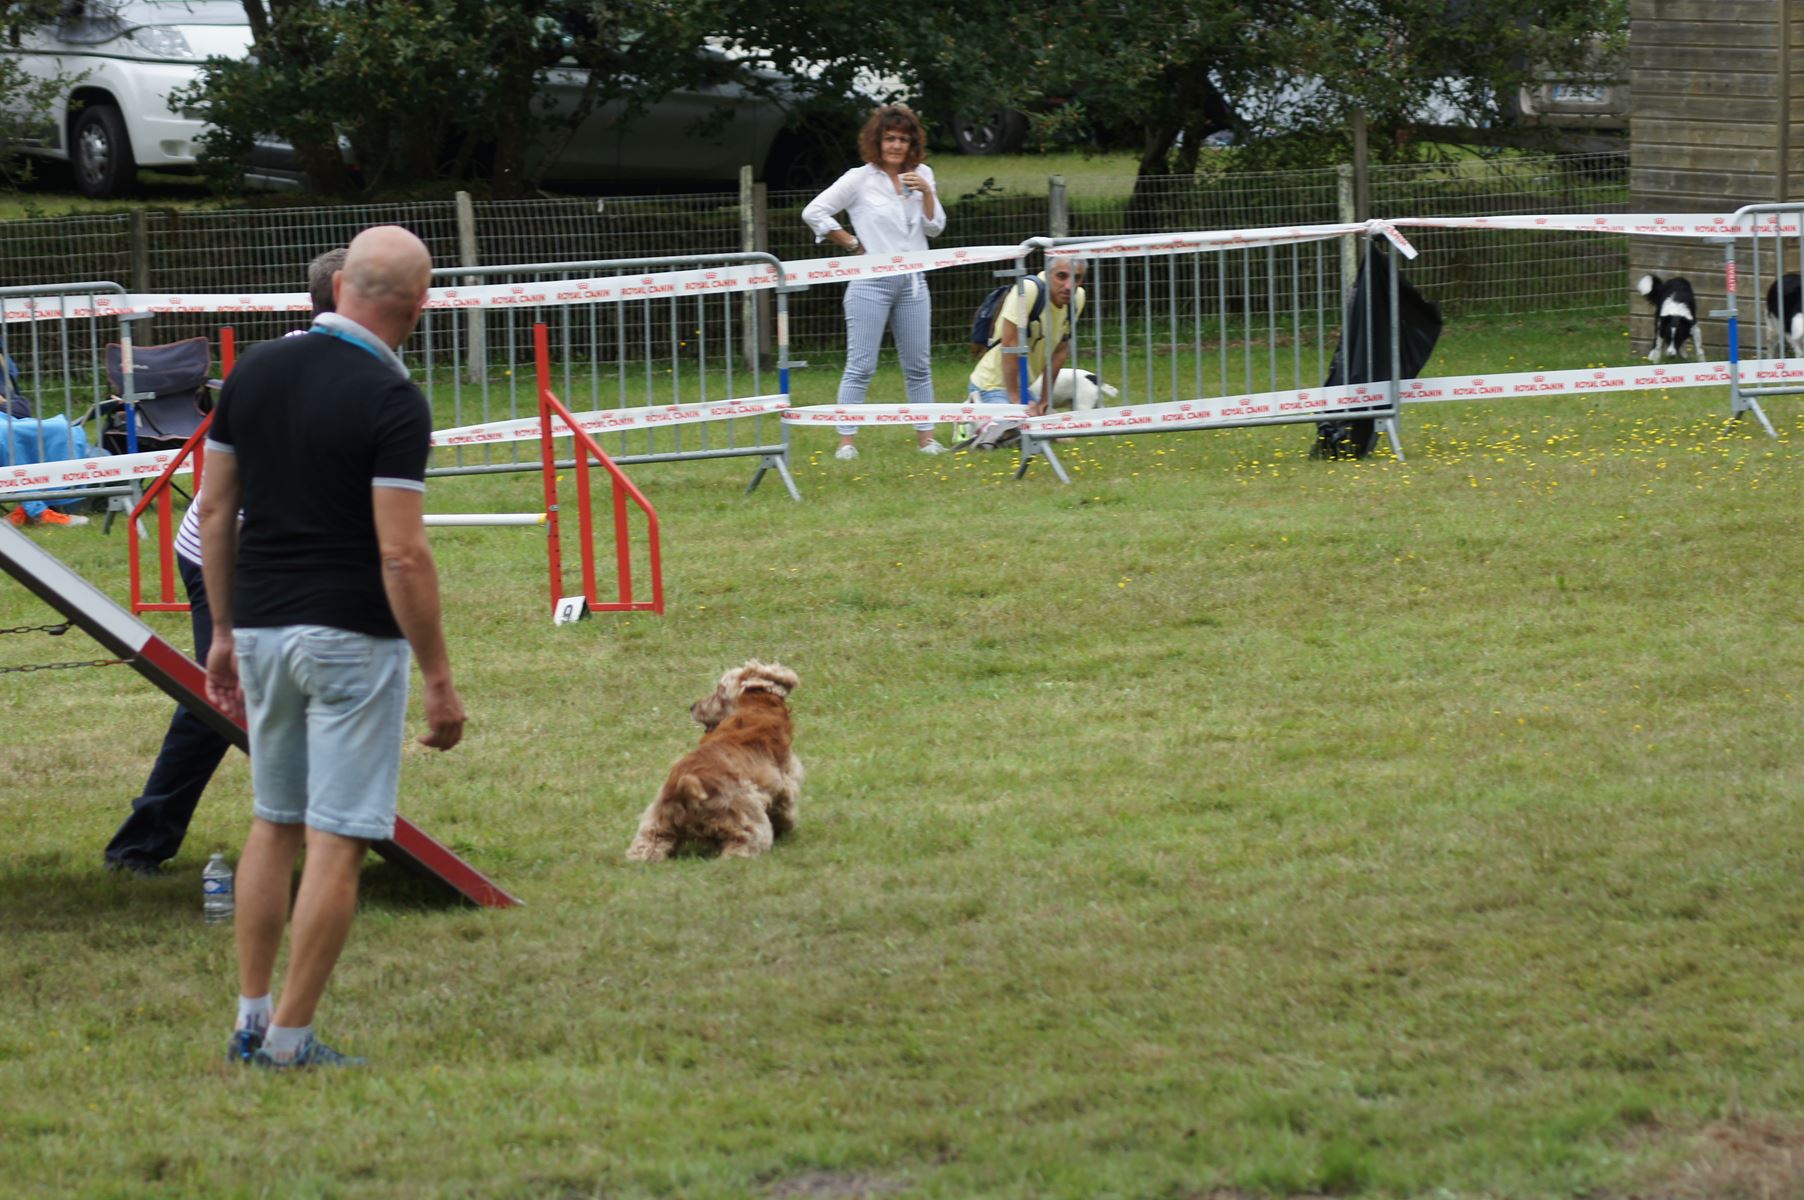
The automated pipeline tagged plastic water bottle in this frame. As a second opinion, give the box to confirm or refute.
[202,853,234,925]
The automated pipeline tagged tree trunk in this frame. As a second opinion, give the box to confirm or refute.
[295,135,357,195]
[489,76,535,200]
[485,11,543,200]
[1125,125,1178,229]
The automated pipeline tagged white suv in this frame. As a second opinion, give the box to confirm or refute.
[3,1,252,198]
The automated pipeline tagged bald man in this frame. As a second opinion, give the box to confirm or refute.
[201,225,465,1069]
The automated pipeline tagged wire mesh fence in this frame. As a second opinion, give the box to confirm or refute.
[1369,151,1630,316]
[0,151,1630,421]
[0,212,134,288]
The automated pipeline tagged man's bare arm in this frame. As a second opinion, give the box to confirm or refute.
[198,453,244,720]
[997,317,1024,406]
[372,487,466,750]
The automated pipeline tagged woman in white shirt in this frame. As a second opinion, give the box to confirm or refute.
[802,104,948,460]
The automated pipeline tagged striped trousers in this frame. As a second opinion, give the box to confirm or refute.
[836,275,935,434]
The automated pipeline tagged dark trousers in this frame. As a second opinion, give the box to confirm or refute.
[104,556,233,866]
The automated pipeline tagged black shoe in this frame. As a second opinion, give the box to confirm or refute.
[105,856,164,879]
[251,1035,367,1070]
[227,1028,265,1064]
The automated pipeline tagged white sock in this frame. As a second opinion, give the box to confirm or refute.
[236,995,272,1035]
[263,1024,312,1062]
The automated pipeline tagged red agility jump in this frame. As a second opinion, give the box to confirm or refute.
[533,321,663,618]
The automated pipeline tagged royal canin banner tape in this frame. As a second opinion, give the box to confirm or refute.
[7,213,1801,325]
[433,395,790,447]
[779,402,1044,427]
[5,358,1801,497]
[0,244,1027,324]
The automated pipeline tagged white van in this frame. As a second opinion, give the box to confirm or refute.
[2,1,252,198]
[2,4,862,197]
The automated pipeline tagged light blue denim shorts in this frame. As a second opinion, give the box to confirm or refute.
[236,625,412,840]
[967,383,1012,405]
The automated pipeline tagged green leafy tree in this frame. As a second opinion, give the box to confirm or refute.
[913,0,1625,174]
[184,0,869,197]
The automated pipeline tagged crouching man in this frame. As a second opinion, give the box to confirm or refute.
[965,256,1087,448]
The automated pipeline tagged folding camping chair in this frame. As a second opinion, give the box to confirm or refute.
[80,336,218,532]
[93,336,215,457]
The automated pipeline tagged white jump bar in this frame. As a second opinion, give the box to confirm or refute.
[423,513,547,527]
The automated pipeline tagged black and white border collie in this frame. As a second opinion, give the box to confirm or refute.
[1766,274,1804,358]
[1635,274,1702,362]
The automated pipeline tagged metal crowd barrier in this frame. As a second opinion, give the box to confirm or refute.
[1720,202,1804,437]
[1004,230,1405,482]
[0,281,143,511]
[415,252,800,500]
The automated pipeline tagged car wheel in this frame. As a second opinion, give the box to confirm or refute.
[764,129,842,191]
[72,104,136,199]
[951,108,1027,156]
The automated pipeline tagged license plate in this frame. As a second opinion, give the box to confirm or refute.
[1550,83,1607,104]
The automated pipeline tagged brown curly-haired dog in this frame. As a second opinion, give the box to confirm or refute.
[626,660,803,861]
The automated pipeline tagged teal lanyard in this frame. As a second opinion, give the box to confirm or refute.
[310,323,388,364]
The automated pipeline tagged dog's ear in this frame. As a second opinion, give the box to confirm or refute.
[739,659,799,697]
[691,666,744,729]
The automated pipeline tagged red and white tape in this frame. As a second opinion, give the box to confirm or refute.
[0,447,189,497]
[4,357,1797,497]
[433,395,789,447]
[1393,357,1804,404]
[778,402,1036,427]
[778,358,1804,437]
[9,211,1799,326]
[1391,212,1802,238]
[0,396,791,496]
[1056,219,1420,260]
[0,244,1027,324]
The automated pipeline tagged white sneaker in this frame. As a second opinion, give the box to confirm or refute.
[917,440,948,455]
[834,444,859,461]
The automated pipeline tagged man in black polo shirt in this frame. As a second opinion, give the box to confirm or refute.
[201,225,465,1070]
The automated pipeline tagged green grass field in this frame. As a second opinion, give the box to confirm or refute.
[4,310,1804,1198]
[0,150,1144,222]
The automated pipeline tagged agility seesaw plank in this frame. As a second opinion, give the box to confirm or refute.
[0,521,520,908]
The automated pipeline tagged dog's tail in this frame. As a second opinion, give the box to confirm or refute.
[1636,273,1659,304]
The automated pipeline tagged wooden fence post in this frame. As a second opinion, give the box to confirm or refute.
[455,190,484,383]
[1337,164,1357,303]
[740,165,773,367]
[128,209,150,296]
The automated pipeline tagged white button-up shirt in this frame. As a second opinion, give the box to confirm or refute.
[802,163,948,254]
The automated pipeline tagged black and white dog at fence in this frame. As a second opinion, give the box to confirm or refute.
[1635,274,1703,363]
[1767,274,1804,358]
[1038,368,1119,411]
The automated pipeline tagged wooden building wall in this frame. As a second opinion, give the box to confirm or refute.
[1628,0,1801,355]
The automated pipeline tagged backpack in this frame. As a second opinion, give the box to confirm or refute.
[970,276,1047,358]
[0,327,30,419]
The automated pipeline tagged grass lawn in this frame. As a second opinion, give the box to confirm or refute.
[0,171,218,221]
[3,309,1803,1198]
[924,150,1143,199]
[0,150,1145,223]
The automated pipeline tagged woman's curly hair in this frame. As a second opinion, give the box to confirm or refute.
[857,104,925,170]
